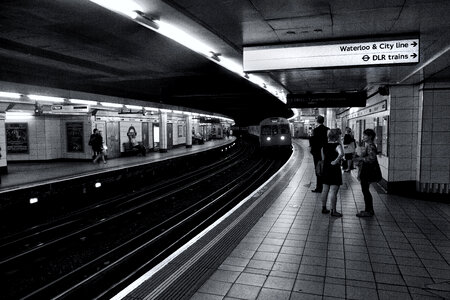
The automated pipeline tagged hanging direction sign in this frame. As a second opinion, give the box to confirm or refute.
[287,91,367,108]
[243,39,419,71]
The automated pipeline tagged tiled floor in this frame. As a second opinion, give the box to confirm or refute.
[191,140,450,300]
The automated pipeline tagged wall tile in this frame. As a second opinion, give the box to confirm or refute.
[394,158,413,171]
[421,157,432,171]
[433,106,450,119]
[432,145,450,157]
[431,158,449,172]
[421,145,432,158]
[393,170,413,181]
[420,170,431,182]
[394,145,414,158]
[432,91,450,106]
[431,131,450,144]
[430,171,449,183]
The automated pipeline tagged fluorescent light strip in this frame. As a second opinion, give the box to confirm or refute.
[28,94,65,102]
[0,91,21,99]
[125,105,142,110]
[144,107,159,111]
[69,99,98,105]
[159,109,172,113]
[89,0,142,18]
[6,112,34,120]
[100,102,123,108]
[158,21,215,58]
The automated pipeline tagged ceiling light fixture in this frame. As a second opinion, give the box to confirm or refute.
[125,104,143,110]
[100,102,123,108]
[132,10,160,30]
[6,111,34,120]
[69,99,98,105]
[28,94,65,102]
[0,91,21,99]
[209,51,221,62]
[89,0,142,18]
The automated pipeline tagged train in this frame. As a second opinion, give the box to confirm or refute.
[248,117,292,150]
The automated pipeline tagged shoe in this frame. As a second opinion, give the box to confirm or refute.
[322,207,330,214]
[103,161,107,164]
[312,189,322,193]
[344,169,350,173]
[331,210,343,217]
[356,211,374,217]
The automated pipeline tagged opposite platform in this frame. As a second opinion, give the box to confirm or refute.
[0,138,235,193]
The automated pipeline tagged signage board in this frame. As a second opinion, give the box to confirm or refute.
[51,105,89,113]
[66,122,84,152]
[244,39,419,71]
[287,91,367,108]
[6,123,29,153]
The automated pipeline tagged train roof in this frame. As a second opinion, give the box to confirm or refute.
[259,117,290,125]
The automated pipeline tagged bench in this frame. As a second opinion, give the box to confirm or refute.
[122,142,146,156]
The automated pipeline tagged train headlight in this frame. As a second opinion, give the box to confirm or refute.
[266,137,271,141]
[280,136,285,140]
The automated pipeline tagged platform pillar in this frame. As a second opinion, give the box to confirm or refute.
[0,112,6,176]
[159,112,168,153]
[186,114,192,148]
[326,108,337,129]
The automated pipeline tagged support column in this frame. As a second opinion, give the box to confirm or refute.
[159,112,168,153]
[185,114,192,148]
[326,108,337,129]
[0,112,7,176]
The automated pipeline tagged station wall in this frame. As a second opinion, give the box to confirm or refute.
[6,115,92,161]
[337,84,449,195]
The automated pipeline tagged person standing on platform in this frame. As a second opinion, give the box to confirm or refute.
[320,128,344,217]
[342,127,356,172]
[309,115,329,193]
[354,129,381,217]
[92,130,106,164]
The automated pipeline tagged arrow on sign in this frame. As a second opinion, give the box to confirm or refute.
[362,55,370,61]
[411,41,418,47]
[411,53,417,58]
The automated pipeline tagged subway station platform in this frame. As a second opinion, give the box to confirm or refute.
[115,139,450,300]
[0,138,235,193]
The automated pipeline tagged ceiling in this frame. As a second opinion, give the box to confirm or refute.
[0,0,450,125]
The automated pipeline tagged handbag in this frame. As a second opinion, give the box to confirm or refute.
[359,160,382,182]
[315,160,324,177]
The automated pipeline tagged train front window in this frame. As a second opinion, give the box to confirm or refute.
[271,126,278,135]
[261,125,271,135]
[280,124,289,134]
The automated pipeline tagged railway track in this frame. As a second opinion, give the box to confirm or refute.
[0,139,290,299]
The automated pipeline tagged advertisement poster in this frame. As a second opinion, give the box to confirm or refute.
[6,123,29,153]
[66,122,84,152]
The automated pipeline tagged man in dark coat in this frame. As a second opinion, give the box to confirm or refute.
[309,115,329,192]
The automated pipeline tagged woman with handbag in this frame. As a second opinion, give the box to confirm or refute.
[320,128,344,217]
[342,127,356,172]
[354,129,382,217]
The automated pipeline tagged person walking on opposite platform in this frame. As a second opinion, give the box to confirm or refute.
[92,130,106,164]
[354,129,381,217]
[309,115,329,193]
[320,128,344,217]
[88,129,99,159]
